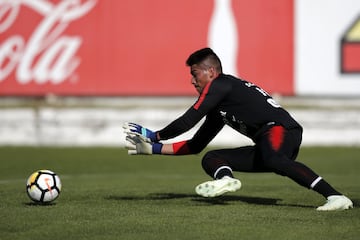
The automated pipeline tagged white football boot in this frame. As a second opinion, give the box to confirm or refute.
[195,176,241,197]
[316,195,353,211]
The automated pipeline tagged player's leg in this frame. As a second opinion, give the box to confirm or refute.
[256,126,321,188]
[196,125,353,210]
[201,146,259,178]
[257,125,353,210]
[195,146,257,197]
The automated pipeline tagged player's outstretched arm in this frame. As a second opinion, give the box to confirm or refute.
[124,133,190,155]
[125,132,176,155]
[123,121,195,155]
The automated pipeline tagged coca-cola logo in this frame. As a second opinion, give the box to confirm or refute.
[0,0,97,84]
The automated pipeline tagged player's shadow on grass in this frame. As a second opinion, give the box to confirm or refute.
[106,193,313,208]
[193,195,280,206]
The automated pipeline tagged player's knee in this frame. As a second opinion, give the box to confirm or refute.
[201,151,230,178]
[262,155,289,176]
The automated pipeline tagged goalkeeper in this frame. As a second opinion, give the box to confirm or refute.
[124,48,353,211]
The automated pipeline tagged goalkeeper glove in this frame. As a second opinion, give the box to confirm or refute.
[125,132,162,155]
[123,122,158,142]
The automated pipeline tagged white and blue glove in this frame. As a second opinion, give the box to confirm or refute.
[123,122,158,142]
[125,132,162,155]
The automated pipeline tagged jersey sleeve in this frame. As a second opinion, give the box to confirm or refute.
[185,111,225,153]
[157,76,231,140]
[157,107,203,140]
[171,112,225,155]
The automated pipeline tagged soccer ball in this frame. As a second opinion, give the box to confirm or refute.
[26,170,62,203]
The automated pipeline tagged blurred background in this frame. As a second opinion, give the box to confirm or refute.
[0,0,360,146]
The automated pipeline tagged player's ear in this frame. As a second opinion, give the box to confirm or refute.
[208,66,217,79]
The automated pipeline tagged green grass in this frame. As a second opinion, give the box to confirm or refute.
[0,146,359,240]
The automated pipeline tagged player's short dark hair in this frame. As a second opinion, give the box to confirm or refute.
[186,48,223,73]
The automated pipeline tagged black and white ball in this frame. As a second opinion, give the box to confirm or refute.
[26,170,62,203]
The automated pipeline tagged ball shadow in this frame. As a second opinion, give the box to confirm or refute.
[23,202,57,207]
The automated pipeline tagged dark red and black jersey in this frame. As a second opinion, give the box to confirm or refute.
[158,74,301,154]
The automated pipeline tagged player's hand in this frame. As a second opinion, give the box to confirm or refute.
[125,133,152,155]
[123,122,158,142]
[125,132,162,155]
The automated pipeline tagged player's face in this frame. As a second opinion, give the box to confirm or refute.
[190,64,213,94]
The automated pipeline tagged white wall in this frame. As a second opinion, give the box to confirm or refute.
[1,98,360,146]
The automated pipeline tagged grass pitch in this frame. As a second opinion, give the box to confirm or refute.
[0,146,359,240]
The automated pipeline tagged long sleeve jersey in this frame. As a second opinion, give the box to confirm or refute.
[157,74,301,154]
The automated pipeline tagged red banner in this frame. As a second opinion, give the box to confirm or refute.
[0,0,293,96]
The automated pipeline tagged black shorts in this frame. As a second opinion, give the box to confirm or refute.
[203,125,303,173]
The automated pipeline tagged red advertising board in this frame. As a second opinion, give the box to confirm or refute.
[0,0,293,96]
